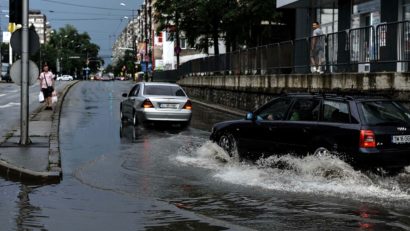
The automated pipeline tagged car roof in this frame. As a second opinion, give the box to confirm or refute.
[282,92,391,101]
[142,82,181,87]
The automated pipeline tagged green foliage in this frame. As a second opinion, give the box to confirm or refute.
[31,25,103,78]
[154,0,282,53]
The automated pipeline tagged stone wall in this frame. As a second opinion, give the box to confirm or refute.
[178,73,410,111]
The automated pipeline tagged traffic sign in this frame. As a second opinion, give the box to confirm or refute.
[10,59,39,86]
[10,27,40,54]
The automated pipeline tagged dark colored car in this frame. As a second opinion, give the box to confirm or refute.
[1,65,11,82]
[210,93,410,172]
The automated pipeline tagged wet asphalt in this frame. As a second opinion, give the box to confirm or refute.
[1,81,410,231]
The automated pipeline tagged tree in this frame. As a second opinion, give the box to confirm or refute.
[31,25,102,78]
[154,0,284,54]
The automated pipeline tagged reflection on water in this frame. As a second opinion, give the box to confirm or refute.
[119,122,189,143]
[15,185,46,230]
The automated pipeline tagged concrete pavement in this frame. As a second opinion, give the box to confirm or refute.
[0,81,78,184]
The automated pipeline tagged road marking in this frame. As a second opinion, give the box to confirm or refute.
[0,102,20,108]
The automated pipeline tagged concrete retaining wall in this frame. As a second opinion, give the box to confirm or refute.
[178,73,410,111]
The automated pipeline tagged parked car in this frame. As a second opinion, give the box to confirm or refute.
[57,75,73,81]
[101,74,113,81]
[1,63,11,82]
[210,93,410,172]
[115,76,126,81]
[120,82,192,126]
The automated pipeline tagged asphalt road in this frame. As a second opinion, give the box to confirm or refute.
[0,81,71,140]
[1,81,410,231]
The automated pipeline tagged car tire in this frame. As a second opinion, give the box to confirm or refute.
[218,132,240,158]
[120,107,127,122]
[132,111,138,126]
[180,120,190,129]
[313,147,331,156]
[385,167,405,176]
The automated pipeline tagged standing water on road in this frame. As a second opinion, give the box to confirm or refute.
[175,141,410,205]
[1,81,410,230]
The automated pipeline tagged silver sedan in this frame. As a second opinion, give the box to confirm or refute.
[120,82,192,126]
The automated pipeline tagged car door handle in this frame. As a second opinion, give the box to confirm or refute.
[303,127,311,133]
[268,126,277,131]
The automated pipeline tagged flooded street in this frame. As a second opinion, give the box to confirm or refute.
[1,81,410,230]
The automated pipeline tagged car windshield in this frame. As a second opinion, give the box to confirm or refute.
[144,85,186,96]
[359,101,410,125]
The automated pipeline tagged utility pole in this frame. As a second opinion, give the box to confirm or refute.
[20,0,30,144]
[175,10,180,68]
[144,0,148,79]
[131,9,136,81]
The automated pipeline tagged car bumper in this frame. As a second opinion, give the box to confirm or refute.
[354,149,410,168]
[139,109,192,122]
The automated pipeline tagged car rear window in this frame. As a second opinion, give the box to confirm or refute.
[144,85,186,96]
[359,101,410,125]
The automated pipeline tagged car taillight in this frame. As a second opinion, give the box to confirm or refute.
[142,99,154,108]
[182,100,192,110]
[360,130,376,148]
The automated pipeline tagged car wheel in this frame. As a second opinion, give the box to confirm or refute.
[384,167,405,176]
[132,111,138,126]
[180,120,190,129]
[120,108,126,122]
[218,132,239,158]
[313,147,330,156]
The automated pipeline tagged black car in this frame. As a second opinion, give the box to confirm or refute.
[1,65,11,82]
[210,93,410,172]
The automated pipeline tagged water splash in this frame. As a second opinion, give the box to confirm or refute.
[175,141,410,204]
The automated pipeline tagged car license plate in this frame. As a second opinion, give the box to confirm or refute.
[159,103,178,109]
[392,135,410,144]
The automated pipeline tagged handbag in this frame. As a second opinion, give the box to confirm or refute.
[51,91,58,104]
[38,91,44,103]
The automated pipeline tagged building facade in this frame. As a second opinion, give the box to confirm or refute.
[112,0,225,74]
[278,0,410,73]
[28,10,50,44]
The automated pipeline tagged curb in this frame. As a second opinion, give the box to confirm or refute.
[48,80,79,177]
[0,80,79,184]
[191,99,247,117]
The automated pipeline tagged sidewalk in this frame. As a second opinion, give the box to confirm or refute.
[0,81,78,184]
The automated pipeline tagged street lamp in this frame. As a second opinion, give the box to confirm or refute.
[120,3,137,80]
[56,34,68,75]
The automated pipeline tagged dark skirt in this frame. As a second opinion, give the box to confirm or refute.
[41,87,54,98]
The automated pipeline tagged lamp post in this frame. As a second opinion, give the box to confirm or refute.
[56,34,68,75]
[120,3,136,81]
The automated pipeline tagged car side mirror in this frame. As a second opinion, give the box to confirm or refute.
[246,112,255,120]
[122,93,128,97]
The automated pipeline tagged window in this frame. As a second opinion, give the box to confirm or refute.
[180,38,187,49]
[129,84,140,96]
[256,98,293,121]
[287,98,320,121]
[144,85,186,96]
[359,101,410,125]
[322,100,350,123]
[157,32,163,43]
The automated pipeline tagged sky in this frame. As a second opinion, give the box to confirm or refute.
[0,0,143,66]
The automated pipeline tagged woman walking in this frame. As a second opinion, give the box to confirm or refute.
[38,64,55,110]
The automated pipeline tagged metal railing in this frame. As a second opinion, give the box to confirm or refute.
[175,20,410,77]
